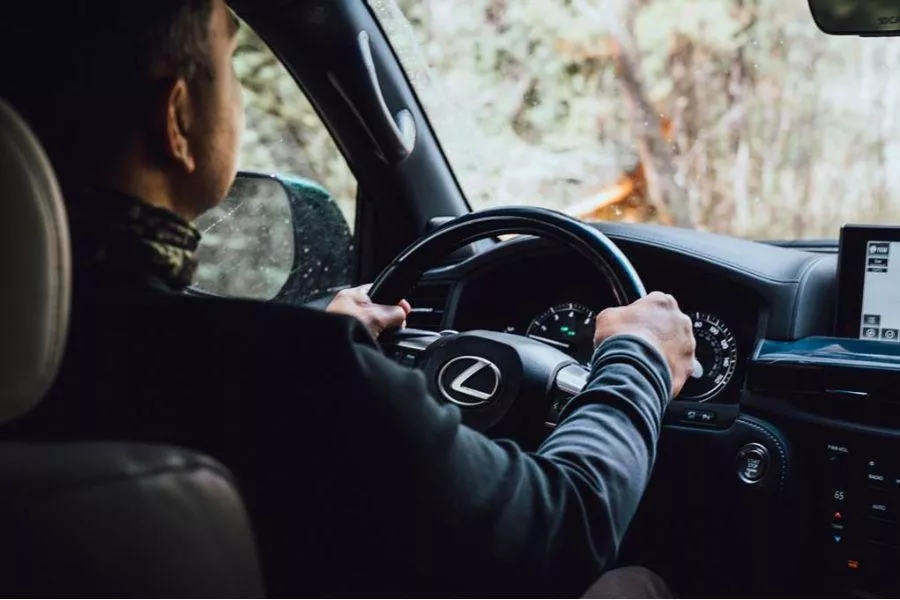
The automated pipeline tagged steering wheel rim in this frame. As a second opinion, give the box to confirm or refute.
[369,206,646,307]
[369,206,650,435]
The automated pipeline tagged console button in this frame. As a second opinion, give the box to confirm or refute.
[736,443,769,484]
[831,555,864,582]
[866,490,899,522]
[831,510,846,531]
[865,457,891,489]
[681,408,717,424]
[698,409,717,423]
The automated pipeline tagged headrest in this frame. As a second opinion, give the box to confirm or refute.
[0,99,71,423]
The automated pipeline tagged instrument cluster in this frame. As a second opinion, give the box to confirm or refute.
[508,303,739,403]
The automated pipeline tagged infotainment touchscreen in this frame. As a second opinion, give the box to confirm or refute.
[836,225,900,340]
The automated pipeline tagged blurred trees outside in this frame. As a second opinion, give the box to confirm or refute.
[370,0,900,239]
[196,0,900,298]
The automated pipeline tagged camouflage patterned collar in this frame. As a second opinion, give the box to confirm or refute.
[69,189,201,291]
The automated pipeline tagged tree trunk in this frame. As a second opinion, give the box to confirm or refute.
[608,0,693,228]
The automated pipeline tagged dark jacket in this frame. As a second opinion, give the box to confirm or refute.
[5,193,672,597]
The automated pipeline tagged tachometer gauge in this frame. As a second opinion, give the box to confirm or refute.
[526,303,595,364]
[679,312,738,402]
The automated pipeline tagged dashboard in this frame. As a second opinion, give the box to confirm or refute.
[402,219,900,597]
[415,237,764,405]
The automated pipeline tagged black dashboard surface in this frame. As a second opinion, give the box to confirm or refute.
[419,221,837,337]
[411,222,839,404]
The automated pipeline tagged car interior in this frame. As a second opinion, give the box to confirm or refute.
[5,0,900,596]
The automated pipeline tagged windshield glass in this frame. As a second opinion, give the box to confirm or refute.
[367,0,900,240]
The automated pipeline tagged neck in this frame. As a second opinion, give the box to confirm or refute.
[68,187,203,292]
[92,157,199,221]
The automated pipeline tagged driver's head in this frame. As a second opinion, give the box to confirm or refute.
[1,0,244,220]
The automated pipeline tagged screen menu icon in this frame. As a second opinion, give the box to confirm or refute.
[864,314,881,326]
[869,242,891,256]
[863,326,880,339]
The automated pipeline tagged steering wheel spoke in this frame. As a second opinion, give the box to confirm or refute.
[555,363,589,396]
[380,328,443,367]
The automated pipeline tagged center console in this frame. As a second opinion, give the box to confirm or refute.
[749,338,900,593]
[819,430,900,593]
[746,225,900,595]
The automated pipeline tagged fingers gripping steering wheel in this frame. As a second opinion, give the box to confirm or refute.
[368,207,647,437]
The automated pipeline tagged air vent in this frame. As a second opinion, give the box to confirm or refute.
[406,282,451,330]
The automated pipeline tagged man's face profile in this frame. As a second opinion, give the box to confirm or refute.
[167,0,245,220]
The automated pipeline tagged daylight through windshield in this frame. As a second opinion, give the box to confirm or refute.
[368,0,900,240]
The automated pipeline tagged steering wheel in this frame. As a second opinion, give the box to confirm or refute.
[368,206,647,437]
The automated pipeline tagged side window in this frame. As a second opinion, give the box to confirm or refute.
[193,23,358,304]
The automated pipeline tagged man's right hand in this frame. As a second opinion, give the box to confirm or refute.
[593,292,696,397]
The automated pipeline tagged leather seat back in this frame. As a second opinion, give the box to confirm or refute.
[0,443,264,597]
[0,97,264,597]
[0,97,70,423]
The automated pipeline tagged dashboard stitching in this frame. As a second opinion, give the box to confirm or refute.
[736,415,787,491]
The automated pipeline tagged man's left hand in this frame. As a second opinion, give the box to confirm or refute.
[326,284,412,339]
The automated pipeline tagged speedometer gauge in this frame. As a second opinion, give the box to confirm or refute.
[526,303,595,364]
[679,312,738,402]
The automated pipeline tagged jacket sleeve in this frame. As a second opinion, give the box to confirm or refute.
[340,332,672,597]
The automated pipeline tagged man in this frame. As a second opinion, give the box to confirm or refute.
[0,1,695,597]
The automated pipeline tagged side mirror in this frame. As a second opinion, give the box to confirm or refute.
[193,171,356,305]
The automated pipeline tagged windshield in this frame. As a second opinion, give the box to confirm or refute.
[367,0,900,240]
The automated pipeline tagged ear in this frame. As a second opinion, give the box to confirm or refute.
[165,79,196,173]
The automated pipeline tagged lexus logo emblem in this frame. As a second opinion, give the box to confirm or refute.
[437,356,501,407]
